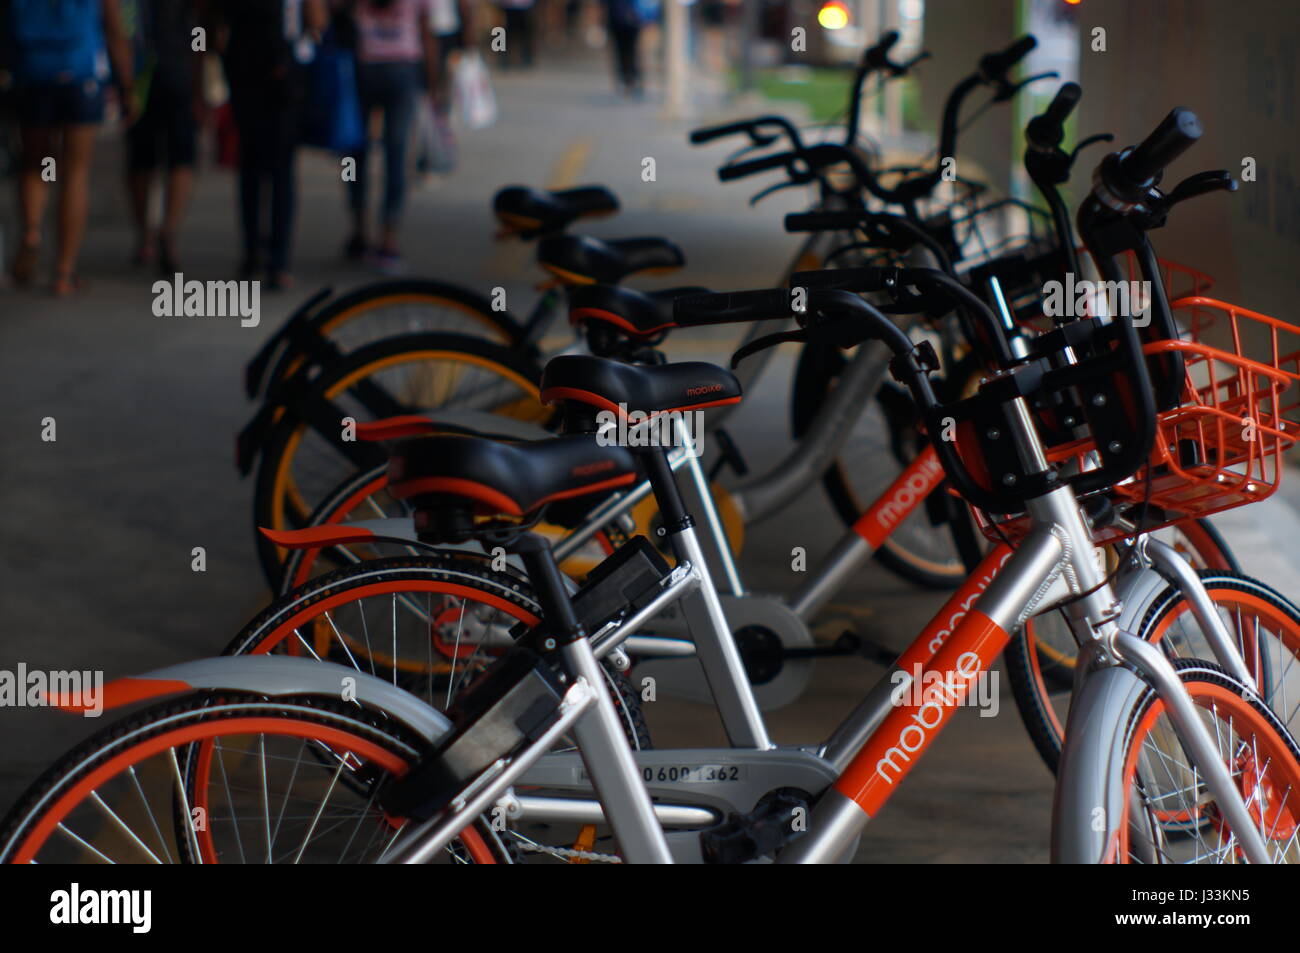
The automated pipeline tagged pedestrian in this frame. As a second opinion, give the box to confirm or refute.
[603,0,643,97]
[123,0,203,275]
[342,0,441,274]
[5,0,135,296]
[213,0,326,291]
[496,0,536,68]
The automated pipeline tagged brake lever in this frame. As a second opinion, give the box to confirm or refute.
[1167,169,1238,206]
[899,50,931,71]
[731,329,806,368]
[993,70,1059,102]
[1069,132,1113,163]
[750,179,805,206]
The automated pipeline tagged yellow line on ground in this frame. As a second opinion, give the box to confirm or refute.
[547,139,593,190]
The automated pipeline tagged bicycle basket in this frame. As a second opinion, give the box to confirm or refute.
[977,295,1300,542]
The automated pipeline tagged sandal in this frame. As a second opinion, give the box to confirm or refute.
[11,241,38,287]
[52,273,87,297]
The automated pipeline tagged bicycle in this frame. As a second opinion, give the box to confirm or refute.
[239,34,1040,592]
[8,109,1298,864]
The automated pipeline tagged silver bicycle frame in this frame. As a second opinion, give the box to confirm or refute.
[511,395,1276,863]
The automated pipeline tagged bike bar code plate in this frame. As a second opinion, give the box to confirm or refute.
[581,764,746,784]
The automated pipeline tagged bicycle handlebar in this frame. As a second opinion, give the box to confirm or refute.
[1025,81,1080,151]
[1116,107,1202,196]
[689,115,807,153]
[979,35,1037,81]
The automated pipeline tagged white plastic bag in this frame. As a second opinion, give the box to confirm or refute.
[454,52,498,130]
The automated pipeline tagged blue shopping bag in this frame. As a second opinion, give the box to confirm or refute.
[303,41,366,153]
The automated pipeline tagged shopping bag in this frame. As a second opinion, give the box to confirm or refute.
[303,42,366,153]
[454,52,498,130]
[415,98,458,174]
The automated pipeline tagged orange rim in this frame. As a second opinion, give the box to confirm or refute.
[1117,680,1300,863]
[12,716,497,865]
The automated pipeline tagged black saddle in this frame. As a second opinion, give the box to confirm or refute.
[492,185,618,238]
[537,235,685,285]
[569,284,710,338]
[540,355,742,418]
[388,434,637,521]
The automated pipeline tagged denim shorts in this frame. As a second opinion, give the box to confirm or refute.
[16,77,106,126]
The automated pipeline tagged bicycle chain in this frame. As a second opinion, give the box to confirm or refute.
[509,833,622,864]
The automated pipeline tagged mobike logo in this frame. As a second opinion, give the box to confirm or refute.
[873,453,945,536]
[684,383,724,398]
[875,651,983,784]
[925,547,1013,655]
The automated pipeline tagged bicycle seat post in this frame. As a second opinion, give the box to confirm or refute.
[510,532,674,864]
[636,429,773,750]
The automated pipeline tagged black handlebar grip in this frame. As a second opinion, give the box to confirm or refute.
[790,266,893,292]
[1025,81,1081,149]
[864,30,900,64]
[1118,107,1202,187]
[981,34,1037,78]
[690,120,756,145]
[718,151,792,181]
[1043,81,1081,126]
[673,288,792,326]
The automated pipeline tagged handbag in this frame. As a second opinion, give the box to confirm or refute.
[302,38,366,153]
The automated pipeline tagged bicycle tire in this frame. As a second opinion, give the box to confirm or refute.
[262,279,526,397]
[251,332,549,587]
[0,691,511,864]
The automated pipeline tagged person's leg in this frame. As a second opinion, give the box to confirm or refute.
[125,94,162,265]
[14,123,55,283]
[611,26,634,92]
[519,7,536,66]
[157,82,198,274]
[626,25,643,92]
[347,66,379,258]
[229,86,264,275]
[52,123,97,294]
[267,73,307,286]
[377,64,418,263]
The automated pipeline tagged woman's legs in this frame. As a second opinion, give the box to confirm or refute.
[52,124,97,295]
[377,64,419,261]
[14,125,54,283]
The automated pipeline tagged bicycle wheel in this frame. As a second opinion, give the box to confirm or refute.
[252,332,550,586]
[1113,661,1300,863]
[0,692,510,864]
[227,555,652,863]
[1008,526,1242,774]
[263,279,524,396]
[790,337,982,590]
[273,463,625,596]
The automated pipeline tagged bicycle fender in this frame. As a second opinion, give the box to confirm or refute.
[46,656,451,744]
[1051,653,1149,863]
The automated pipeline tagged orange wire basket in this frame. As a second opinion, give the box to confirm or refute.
[977,292,1300,543]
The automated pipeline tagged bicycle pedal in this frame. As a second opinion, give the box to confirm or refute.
[699,788,810,864]
[378,648,566,822]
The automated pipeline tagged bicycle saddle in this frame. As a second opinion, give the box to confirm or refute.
[537,235,686,285]
[492,185,618,238]
[569,284,710,337]
[540,355,742,418]
[388,433,637,519]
